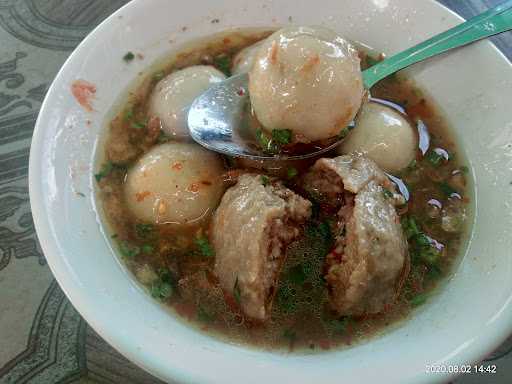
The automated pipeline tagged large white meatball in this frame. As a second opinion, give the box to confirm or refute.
[249,26,364,143]
[338,101,418,173]
[124,142,225,225]
[148,66,226,140]
[231,40,265,75]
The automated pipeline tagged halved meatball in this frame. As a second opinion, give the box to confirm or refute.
[212,174,311,320]
[304,154,409,316]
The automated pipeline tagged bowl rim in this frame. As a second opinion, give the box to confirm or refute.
[29,0,512,383]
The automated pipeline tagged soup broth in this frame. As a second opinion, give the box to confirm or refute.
[96,30,471,351]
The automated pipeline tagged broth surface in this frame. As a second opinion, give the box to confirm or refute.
[96,30,472,352]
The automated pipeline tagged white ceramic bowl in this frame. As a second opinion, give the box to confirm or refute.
[29,0,512,383]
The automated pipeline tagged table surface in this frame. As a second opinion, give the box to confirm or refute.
[0,1,511,383]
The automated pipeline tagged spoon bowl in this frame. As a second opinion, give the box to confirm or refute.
[188,72,345,160]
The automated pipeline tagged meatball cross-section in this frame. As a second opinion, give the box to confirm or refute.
[304,154,409,316]
[212,174,311,320]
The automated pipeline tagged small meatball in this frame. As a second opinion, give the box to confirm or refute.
[249,26,364,143]
[212,174,311,320]
[148,66,226,140]
[231,40,265,75]
[306,154,409,315]
[338,101,418,173]
[124,142,225,225]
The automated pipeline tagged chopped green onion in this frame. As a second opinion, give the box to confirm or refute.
[195,236,214,257]
[233,277,241,304]
[131,119,147,129]
[406,159,417,171]
[459,165,469,174]
[260,175,270,186]
[410,292,428,307]
[338,126,353,139]
[271,129,292,145]
[135,223,154,238]
[382,188,394,199]
[153,71,165,81]
[438,181,457,197]
[213,54,232,77]
[150,268,175,300]
[141,244,154,254]
[415,233,431,247]
[318,221,332,242]
[419,247,441,265]
[151,281,173,300]
[287,167,298,179]
[403,217,442,266]
[425,150,443,167]
[401,216,421,239]
[124,109,134,121]
[426,264,442,280]
[255,129,279,154]
[123,52,135,62]
[94,161,113,182]
[119,241,140,258]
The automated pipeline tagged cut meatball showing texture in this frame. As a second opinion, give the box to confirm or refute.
[305,154,409,316]
[212,174,311,320]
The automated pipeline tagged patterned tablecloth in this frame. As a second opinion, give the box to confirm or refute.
[0,1,510,383]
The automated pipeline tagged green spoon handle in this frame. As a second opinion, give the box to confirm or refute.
[362,0,512,89]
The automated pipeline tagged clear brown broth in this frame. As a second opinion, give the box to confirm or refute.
[96,30,472,352]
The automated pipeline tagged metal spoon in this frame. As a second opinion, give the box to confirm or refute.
[188,1,512,160]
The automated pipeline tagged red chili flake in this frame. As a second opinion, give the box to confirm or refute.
[201,180,212,186]
[135,191,151,202]
[188,183,199,192]
[237,87,245,96]
[300,54,320,72]
[71,79,96,112]
[171,162,183,171]
[222,37,231,45]
[269,41,278,64]
[330,248,344,262]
